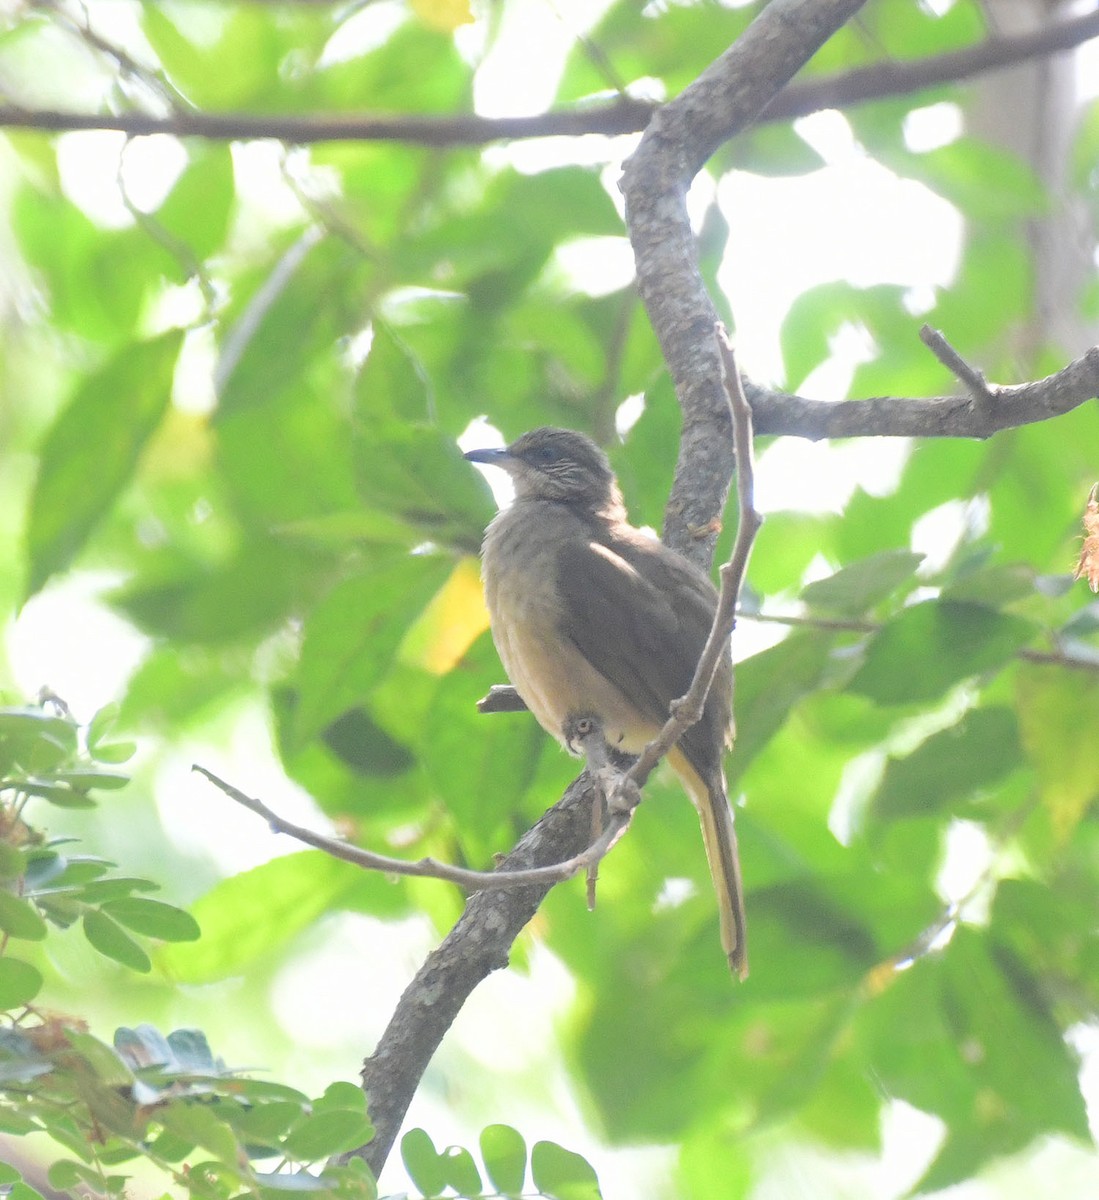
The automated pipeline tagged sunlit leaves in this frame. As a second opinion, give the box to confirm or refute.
[848,601,1036,704]
[0,958,44,1008]
[1016,666,1099,842]
[1,1020,377,1200]
[26,330,183,597]
[292,553,452,746]
[869,706,1024,821]
[401,1125,600,1200]
[801,549,924,614]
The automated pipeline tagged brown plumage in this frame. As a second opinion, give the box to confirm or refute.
[466,427,748,979]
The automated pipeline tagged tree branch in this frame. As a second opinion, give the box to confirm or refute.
[0,100,654,146]
[620,0,868,568]
[350,771,600,1179]
[763,7,1099,124]
[193,764,625,891]
[3,8,1098,149]
[747,341,1099,440]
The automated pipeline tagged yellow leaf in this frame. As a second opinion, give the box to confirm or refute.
[410,0,474,33]
[1016,666,1099,842]
[400,556,489,674]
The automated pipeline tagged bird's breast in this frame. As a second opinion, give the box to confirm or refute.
[480,505,655,755]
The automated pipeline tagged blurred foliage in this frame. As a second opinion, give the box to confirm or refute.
[0,0,1098,1197]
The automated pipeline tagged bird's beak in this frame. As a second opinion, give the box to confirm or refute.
[463,446,512,466]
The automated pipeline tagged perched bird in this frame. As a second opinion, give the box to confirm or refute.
[465,427,748,978]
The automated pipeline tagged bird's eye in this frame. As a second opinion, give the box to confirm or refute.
[530,444,558,464]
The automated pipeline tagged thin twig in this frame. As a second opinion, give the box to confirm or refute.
[624,330,762,791]
[920,324,996,409]
[192,764,628,891]
[736,608,1099,673]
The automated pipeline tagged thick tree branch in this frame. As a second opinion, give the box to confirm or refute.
[620,0,868,567]
[747,341,1099,440]
[3,8,1098,148]
[350,772,600,1179]
[763,7,1099,124]
[0,100,654,145]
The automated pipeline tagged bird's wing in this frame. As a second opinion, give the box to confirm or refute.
[555,529,729,776]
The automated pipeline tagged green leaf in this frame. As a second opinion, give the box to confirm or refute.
[1016,666,1099,841]
[529,1140,601,1200]
[895,138,1047,222]
[402,1128,446,1198]
[86,740,138,765]
[480,1123,527,1195]
[352,422,493,553]
[314,1080,369,1111]
[870,706,1024,821]
[780,282,909,392]
[0,708,78,775]
[728,632,833,784]
[12,188,150,344]
[82,909,152,972]
[159,1098,242,1168]
[26,330,184,597]
[216,234,366,417]
[0,890,48,940]
[283,1107,373,1161]
[100,897,200,942]
[0,957,43,1008]
[440,1145,482,1197]
[849,601,1036,705]
[44,769,131,791]
[158,853,365,983]
[11,1183,49,1200]
[420,632,548,852]
[15,781,96,809]
[292,554,451,747]
[235,1099,305,1145]
[142,5,287,108]
[65,1031,135,1087]
[48,1162,100,1192]
[354,323,432,424]
[802,550,924,615]
[0,843,26,881]
[153,145,235,269]
[915,929,1090,1191]
[83,709,139,763]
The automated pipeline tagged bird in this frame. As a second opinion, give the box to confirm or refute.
[464,426,748,979]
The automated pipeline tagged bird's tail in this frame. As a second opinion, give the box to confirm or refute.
[679,763,748,980]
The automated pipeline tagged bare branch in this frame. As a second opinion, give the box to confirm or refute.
[747,342,1099,440]
[764,7,1099,124]
[4,9,1099,148]
[919,323,996,409]
[349,771,601,1177]
[193,764,634,892]
[0,100,654,146]
[627,331,762,789]
[737,609,1099,673]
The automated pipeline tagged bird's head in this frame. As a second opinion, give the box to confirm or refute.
[464,427,623,512]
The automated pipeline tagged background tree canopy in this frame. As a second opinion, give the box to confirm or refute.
[1,0,1099,1197]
